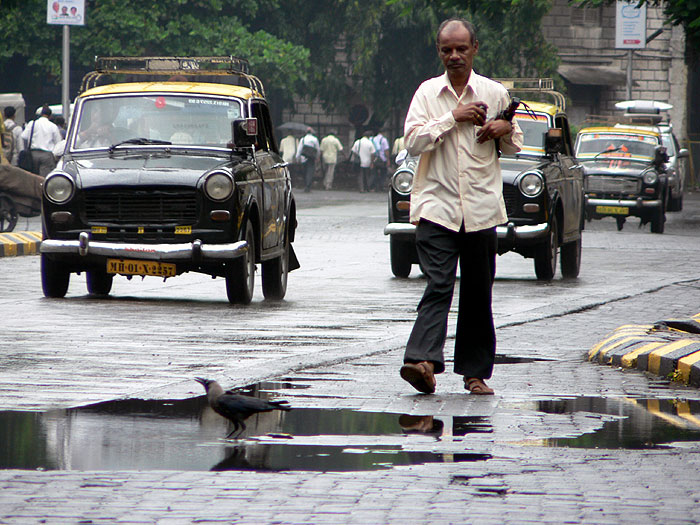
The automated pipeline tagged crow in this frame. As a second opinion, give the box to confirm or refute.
[194,377,291,438]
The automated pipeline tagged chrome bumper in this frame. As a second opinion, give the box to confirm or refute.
[496,222,549,241]
[586,197,662,209]
[384,223,416,236]
[40,231,248,261]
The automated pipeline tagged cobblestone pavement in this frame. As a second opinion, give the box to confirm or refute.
[2,279,700,523]
[2,192,700,523]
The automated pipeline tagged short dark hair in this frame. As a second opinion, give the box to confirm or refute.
[436,18,477,46]
[40,104,52,116]
[4,106,15,119]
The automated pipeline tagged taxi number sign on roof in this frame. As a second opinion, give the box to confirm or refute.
[581,133,657,145]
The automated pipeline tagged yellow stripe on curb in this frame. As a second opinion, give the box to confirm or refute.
[645,399,686,427]
[620,341,666,369]
[678,351,700,384]
[587,325,653,360]
[647,339,697,375]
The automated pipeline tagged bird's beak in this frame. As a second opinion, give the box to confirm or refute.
[194,377,207,386]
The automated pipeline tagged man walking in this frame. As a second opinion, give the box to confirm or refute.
[370,129,390,191]
[399,18,523,395]
[350,130,375,193]
[3,106,23,166]
[320,130,343,190]
[21,104,62,176]
[295,127,319,193]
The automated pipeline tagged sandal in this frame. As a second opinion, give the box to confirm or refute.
[400,362,436,394]
[464,377,494,395]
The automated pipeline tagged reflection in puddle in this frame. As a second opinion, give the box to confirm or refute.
[0,391,492,472]
[532,397,700,449]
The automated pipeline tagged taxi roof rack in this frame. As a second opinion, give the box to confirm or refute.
[494,78,566,111]
[80,56,265,97]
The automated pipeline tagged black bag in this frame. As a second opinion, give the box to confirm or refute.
[18,149,34,172]
[301,143,317,159]
[18,120,35,172]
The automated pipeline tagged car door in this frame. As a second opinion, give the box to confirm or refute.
[251,101,285,252]
[554,114,583,241]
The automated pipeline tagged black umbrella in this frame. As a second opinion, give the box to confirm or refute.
[277,122,310,134]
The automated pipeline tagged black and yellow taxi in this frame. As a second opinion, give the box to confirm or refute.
[574,126,670,233]
[40,56,297,303]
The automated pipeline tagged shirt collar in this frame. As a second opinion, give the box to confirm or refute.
[439,70,481,100]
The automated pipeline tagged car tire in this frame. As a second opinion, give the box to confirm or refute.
[534,218,558,281]
[226,221,255,304]
[0,194,18,232]
[86,269,113,295]
[616,217,625,231]
[41,254,70,298]
[669,193,683,212]
[390,236,412,278]
[650,196,666,234]
[560,235,581,279]
[261,226,289,301]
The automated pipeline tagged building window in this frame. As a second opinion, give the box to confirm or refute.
[571,6,602,26]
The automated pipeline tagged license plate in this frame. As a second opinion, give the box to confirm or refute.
[107,259,176,277]
[596,205,629,216]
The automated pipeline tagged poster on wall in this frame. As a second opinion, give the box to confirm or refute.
[615,0,647,49]
[46,0,85,26]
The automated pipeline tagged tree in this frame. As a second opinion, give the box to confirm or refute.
[572,0,700,51]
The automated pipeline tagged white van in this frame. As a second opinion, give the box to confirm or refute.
[0,93,26,125]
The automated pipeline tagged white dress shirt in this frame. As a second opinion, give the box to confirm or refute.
[21,116,62,152]
[404,71,523,233]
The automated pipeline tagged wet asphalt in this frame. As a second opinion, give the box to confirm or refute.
[1,187,700,523]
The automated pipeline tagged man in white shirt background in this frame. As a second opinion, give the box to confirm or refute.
[21,104,62,176]
[399,18,523,396]
[350,130,376,193]
[319,130,344,190]
[3,106,24,166]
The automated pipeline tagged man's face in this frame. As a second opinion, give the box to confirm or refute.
[437,22,478,77]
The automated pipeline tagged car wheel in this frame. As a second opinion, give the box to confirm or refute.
[41,254,70,298]
[616,217,625,231]
[560,235,581,279]
[261,226,289,301]
[534,218,558,281]
[650,198,666,234]
[86,269,113,295]
[0,195,18,232]
[390,236,412,278]
[669,193,683,212]
[226,221,255,304]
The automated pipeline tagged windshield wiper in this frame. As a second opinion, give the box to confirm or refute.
[109,138,172,153]
[593,146,623,160]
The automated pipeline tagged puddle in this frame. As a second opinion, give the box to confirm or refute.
[530,396,700,449]
[0,391,491,472]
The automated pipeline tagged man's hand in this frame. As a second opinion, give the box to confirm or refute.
[476,119,512,144]
[452,102,487,126]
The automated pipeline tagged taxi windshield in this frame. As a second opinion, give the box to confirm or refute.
[506,111,550,156]
[72,94,243,150]
[575,132,658,161]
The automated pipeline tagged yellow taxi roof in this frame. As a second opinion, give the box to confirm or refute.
[579,126,660,138]
[516,100,561,117]
[80,82,257,99]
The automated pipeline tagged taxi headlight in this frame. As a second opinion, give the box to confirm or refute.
[44,173,75,204]
[204,172,234,201]
[519,172,544,197]
[392,170,414,194]
[643,171,658,185]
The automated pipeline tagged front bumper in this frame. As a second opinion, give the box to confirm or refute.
[384,221,549,242]
[40,231,248,262]
[586,196,662,217]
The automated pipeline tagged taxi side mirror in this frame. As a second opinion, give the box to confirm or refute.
[230,118,257,149]
[544,128,564,155]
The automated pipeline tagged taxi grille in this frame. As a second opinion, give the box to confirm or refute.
[502,185,519,217]
[586,176,640,195]
[83,188,198,225]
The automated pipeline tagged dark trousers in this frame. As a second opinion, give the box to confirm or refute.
[303,159,315,191]
[404,220,497,378]
[359,167,371,192]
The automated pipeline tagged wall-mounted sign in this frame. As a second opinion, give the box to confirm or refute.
[47,0,85,26]
[615,0,646,49]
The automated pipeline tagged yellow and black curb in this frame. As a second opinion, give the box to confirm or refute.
[588,313,700,386]
[0,231,42,257]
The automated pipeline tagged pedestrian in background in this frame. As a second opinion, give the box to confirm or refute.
[295,127,319,193]
[3,106,24,166]
[399,18,523,396]
[392,135,405,166]
[21,104,62,176]
[350,130,375,193]
[371,129,390,191]
[320,130,343,190]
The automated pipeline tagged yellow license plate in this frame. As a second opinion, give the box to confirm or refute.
[107,259,176,277]
[596,205,629,216]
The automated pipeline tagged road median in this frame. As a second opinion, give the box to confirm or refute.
[0,231,42,257]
